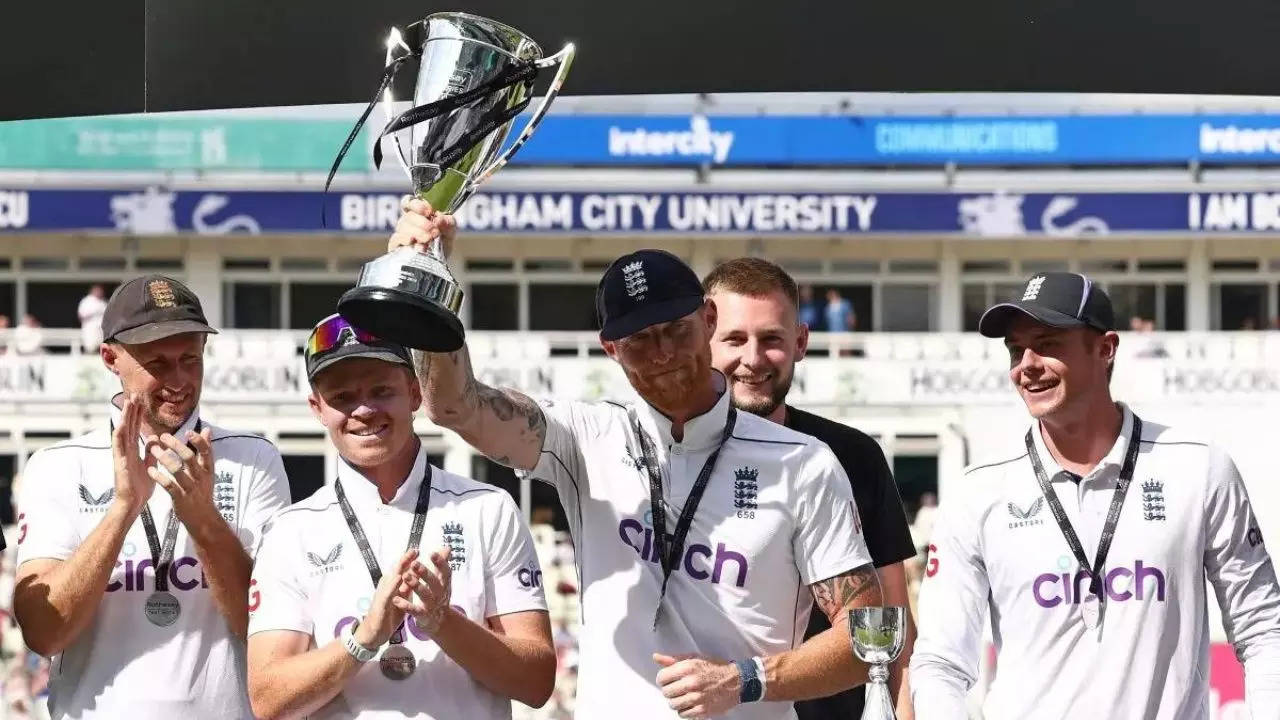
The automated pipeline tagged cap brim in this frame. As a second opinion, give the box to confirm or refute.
[977,302,1088,338]
[599,295,705,341]
[111,320,218,344]
[307,348,412,381]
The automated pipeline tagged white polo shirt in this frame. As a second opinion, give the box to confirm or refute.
[15,400,291,720]
[911,403,1280,720]
[517,374,873,720]
[248,445,547,720]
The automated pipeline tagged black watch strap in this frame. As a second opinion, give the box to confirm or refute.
[736,658,763,703]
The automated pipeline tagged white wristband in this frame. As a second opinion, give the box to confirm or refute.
[341,623,378,663]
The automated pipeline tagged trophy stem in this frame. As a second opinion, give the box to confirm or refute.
[862,665,896,720]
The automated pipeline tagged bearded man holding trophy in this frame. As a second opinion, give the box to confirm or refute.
[334,11,910,720]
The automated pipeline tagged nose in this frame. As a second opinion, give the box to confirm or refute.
[652,332,676,363]
[741,337,768,369]
[350,402,378,420]
[1012,347,1044,377]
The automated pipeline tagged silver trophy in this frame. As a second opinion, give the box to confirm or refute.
[849,606,907,720]
[337,12,575,351]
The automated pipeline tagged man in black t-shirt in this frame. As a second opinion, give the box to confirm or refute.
[704,258,918,720]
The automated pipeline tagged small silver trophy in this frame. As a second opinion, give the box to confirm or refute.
[849,606,907,720]
[337,12,574,350]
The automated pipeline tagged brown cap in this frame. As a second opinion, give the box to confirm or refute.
[101,275,218,344]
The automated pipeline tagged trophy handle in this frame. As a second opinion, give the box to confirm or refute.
[453,43,577,207]
[380,25,418,182]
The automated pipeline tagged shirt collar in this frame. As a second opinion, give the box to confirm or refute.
[336,441,429,509]
[108,392,202,450]
[1030,402,1135,482]
[638,370,732,451]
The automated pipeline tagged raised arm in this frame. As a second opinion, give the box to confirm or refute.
[388,200,546,471]
[14,396,151,657]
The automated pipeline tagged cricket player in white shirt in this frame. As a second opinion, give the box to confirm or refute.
[246,313,555,719]
[387,201,882,720]
[910,272,1280,719]
[12,275,291,719]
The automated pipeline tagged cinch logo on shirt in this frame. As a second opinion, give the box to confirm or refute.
[106,557,209,593]
[518,565,543,589]
[1031,560,1167,608]
[617,519,749,587]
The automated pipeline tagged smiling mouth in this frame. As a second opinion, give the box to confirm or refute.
[349,424,388,437]
[1022,380,1058,394]
[733,374,772,388]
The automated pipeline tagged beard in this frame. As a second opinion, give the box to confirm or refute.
[729,369,794,419]
[628,358,714,417]
[144,393,198,434]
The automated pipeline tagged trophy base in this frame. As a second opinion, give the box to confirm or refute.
[338,286,465,353]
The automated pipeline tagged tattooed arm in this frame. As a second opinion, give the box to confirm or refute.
[755,563,882,701]
[651,563,881,718]
[388,201,547,471]
[413,346,546,470]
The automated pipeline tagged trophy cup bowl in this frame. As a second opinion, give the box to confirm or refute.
[338,12,574,351]
[849,606,906,720]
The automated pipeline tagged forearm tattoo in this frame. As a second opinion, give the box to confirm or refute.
[417,349,547,468]
[811,563,881,624]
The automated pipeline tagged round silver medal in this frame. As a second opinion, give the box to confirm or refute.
[144,591,181,627]
[379,644,416,680]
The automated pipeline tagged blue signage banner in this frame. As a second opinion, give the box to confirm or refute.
[1,187,1278,235]
[504,114,1280,166]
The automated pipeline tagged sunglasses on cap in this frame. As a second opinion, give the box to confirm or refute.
[305,313,382,360]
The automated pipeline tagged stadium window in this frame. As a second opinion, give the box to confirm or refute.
[1079,258,1129,274]
[807,284,872,332]
[529,283,600,331]
[26,281,122,328]
[80,257,127,271]
[961,282,1023,332]
[289,282,354,329]
[1212,283,1268,330]
[471,455,568,532]
[21,257,69,271]
[0,258,11,270]
[135,257,184,271]
[0,454,14,525]
[1020,259,1069,274]
[1137,259,1186,272]
[466,258,515,272]
[524,258,573,272]
[225,282,282,329]
[1212,259,1260,272]
[880,284,934,332]
[0,282,14,323]
[223,257,271,271]
[1105,282,1187,331]
[778,258,824,275]
[467,283,518,330]
[888,260,938,274]
[893,454,938,521]
[280,257,328,272]
[962,260,1011,273]
[282,454,325,503]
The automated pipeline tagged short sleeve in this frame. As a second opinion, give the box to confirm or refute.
[847,435,917,568]
[248,515,312,637]
[481,492,548,618]
[514,398,599,542]
[237,441,291,557]
[15,450,81,565]
[791,445,873,585]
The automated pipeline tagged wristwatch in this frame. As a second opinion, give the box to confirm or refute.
[736,657,766,703]
[341,622,378,663]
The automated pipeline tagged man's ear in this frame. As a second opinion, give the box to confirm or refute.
[101,342,121,376]
[795,322,810,363]
[599,337,619,362]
